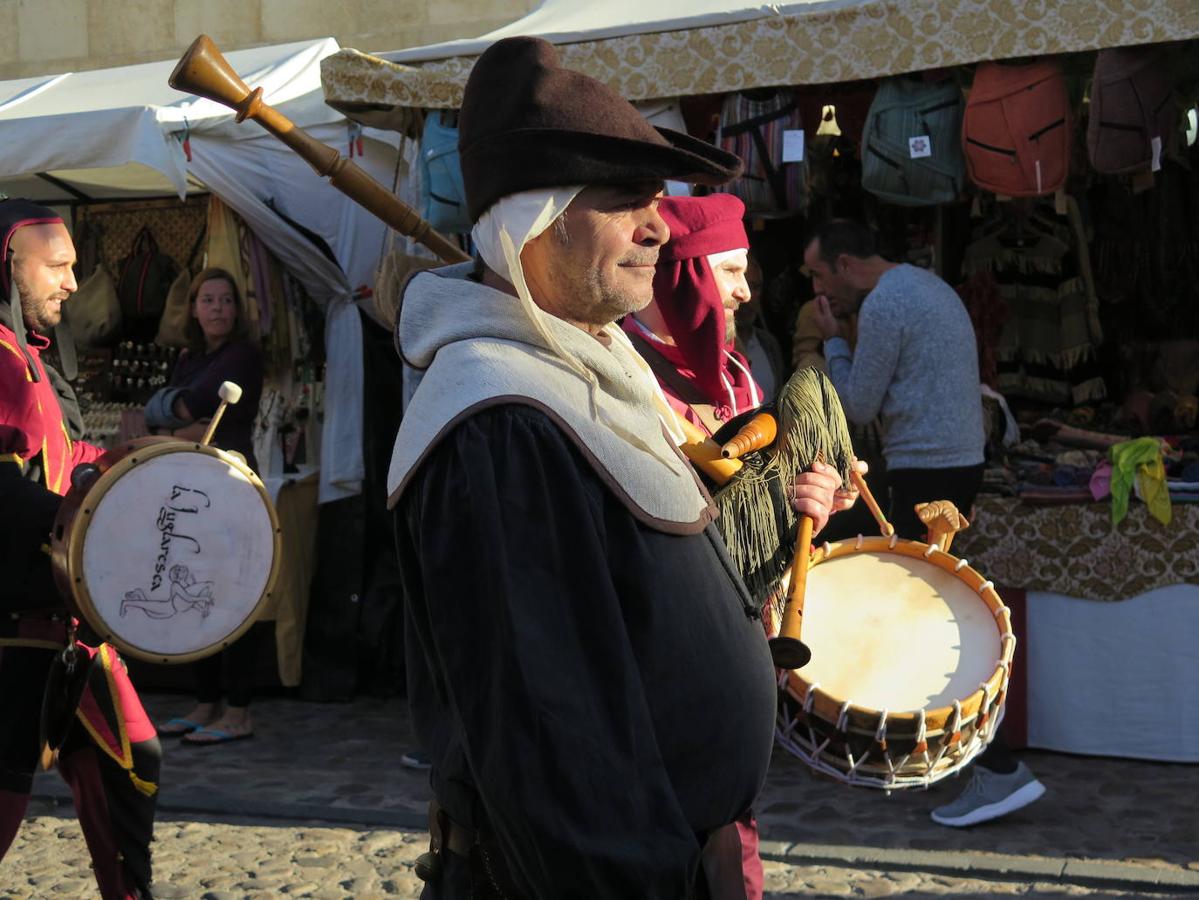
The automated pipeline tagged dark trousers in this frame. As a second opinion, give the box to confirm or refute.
[0,645,160,898]
[195,623,265,708]
[887,463,1018,775]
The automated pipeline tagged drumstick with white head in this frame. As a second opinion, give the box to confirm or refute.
[201,381,242,447]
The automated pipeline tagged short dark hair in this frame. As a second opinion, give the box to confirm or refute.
[805,219,878,269]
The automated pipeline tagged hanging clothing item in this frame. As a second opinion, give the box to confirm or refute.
[962,200,1105,406]
[205,195,252,328]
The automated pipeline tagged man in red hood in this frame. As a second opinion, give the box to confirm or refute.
[623,193,764,436]
[0,199,160,899]
[625,193,858,900]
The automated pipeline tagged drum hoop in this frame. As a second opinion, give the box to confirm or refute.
[783,535,1015,735]
[60,441,283,664]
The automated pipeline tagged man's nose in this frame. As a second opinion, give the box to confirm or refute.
[62,267,77,293]
[634,206,670,247]
[733,276,751,302]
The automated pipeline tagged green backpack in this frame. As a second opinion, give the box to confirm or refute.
[861,77,965,206]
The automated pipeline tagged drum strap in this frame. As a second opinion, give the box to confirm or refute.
[624,330,725,435]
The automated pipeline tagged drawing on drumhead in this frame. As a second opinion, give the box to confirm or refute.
[120,564,216,620]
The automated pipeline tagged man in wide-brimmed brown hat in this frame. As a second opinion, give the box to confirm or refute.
[386,37,843,898]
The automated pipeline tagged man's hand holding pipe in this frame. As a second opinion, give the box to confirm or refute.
[789,459,869,536]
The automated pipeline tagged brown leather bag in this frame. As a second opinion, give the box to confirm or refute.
[66,264,121,348]
[963,60,1071,197]
[1087,46,1179,175]
[155,227,207,348]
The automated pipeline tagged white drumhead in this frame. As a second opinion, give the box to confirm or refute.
[80,449,275,657]
[800,551,1000,712]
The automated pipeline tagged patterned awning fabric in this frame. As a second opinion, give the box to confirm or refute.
[321,0,1199,112]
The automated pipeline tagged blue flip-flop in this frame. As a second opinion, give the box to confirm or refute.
[181,727,254,746]
[157,717,204,737]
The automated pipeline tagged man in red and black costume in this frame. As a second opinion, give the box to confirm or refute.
[0,198,160,899]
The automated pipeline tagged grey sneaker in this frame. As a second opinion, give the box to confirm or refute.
[930,761,1045,827]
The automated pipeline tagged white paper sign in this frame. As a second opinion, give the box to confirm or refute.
[909,135,932,159]
[782,129,805,162]
[1151,135,1163,172]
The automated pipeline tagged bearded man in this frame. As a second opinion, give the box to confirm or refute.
[0,199,160,899]
[623,193,763,435]
[388,38,844,899]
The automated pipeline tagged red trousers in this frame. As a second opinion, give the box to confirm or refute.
[735,812,764,900]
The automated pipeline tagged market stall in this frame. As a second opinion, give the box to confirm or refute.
[316,0,1199,743]
[0,39,406,687]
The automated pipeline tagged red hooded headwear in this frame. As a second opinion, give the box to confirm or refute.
[638,193,758,422]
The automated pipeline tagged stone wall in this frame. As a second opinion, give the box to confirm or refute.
[0,0,535,79]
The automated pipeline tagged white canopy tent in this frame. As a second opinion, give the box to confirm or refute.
[322,0,1199,112]
[0,39,404,502]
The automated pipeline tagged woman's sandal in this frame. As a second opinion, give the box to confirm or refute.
[181,726,254,746]
[158,717,205,737]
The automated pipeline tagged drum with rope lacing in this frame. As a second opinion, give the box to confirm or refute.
[773,533,1015,790]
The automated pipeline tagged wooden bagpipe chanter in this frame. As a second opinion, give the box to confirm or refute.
[678,367,1015,790]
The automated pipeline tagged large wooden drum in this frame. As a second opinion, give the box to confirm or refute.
[51,437,281,664]
[775,534,1015,790]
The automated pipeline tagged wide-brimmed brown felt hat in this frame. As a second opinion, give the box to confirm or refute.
[458,36,743,222]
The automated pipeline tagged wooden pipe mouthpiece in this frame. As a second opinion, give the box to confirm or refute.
[768,635,812,670]
[720,411,778,459]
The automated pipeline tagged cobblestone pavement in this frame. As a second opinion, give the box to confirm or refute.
[2,806,1187,898]
[5,692,1196,897]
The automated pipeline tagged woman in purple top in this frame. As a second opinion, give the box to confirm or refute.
[152,267,266,746]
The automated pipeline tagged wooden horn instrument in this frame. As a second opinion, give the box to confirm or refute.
[720,411,777,459]
[169,35,470,266]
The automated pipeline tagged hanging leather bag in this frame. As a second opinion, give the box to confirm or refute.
[65,264,121,348]
[116,226,180,339]
[155,227,207,348]
[963,60,1072,197]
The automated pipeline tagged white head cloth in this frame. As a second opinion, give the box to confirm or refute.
[471,187,686,447]
[706,247,749,269]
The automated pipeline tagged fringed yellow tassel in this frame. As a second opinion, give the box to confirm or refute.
[713,367,857,607]
[128,770,158,797]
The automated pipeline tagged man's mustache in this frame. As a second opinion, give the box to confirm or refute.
[618,253,659,267]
